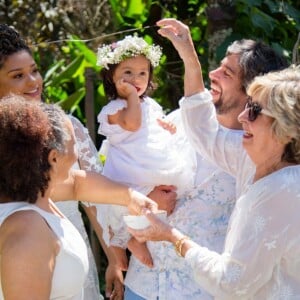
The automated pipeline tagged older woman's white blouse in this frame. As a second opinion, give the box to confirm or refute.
[180,90,300,300]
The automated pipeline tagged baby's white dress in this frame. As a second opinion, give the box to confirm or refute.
[97,98,194,247]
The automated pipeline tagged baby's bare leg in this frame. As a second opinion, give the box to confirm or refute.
[127,237,153,268]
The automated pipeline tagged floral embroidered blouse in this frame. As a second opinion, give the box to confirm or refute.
[180,90,300,300]
[124,158,236,300]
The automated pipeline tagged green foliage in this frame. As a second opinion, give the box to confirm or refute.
[2,0,298,151]
[227,0,300,61]
[1,0,299,119]
[1,0,299,295]
[42,39,105,121]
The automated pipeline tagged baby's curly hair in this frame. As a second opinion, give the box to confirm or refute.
[0,95,69,203]
[0,24,31,68]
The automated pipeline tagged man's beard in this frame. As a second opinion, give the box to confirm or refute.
[213,94,241,115]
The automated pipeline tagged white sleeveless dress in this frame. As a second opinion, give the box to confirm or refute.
[0,202,89,300]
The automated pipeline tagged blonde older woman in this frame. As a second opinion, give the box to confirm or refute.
[132,66,300,300]
[0,97,157,300]
[129,19,300,300]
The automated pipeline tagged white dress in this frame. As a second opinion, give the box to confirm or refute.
[56,115,103,300]
[97,100,195,247]
[124,111,236,300]
[180,90,300,300]
[0,202,89,300]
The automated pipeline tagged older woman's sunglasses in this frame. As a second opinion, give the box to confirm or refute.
[245,97,272,121]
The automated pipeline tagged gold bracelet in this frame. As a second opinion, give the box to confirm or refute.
[174,236,190,257]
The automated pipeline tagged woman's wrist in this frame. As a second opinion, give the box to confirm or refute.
[174,236,191,257]
[126,188,134,207]
[169,228,195,257]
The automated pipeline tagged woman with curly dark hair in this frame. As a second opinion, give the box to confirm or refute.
[0,95,157,300]
[0,23,109,299]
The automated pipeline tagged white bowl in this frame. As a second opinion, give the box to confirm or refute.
[123,210,167,230]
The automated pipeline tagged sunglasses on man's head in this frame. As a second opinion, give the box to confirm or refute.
[245,97,272,121]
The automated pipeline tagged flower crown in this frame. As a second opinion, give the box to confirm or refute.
[97,35,162,70]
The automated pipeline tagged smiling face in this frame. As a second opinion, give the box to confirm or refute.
[0,50,43,101]
[112,55,150,97]
[209,54,247,115]
[237,96,285,168]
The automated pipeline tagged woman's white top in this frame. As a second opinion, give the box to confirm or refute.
[97,99,195,247]
[0,202,89,300]
[180,90,300,300]
[56,116,103,300]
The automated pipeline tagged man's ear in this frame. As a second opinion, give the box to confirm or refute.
[48,149,58,169]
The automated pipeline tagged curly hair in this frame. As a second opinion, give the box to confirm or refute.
[0,24,31,69]
[100,62,155,101]
[247,66,300,164]
[0,95,70,203]
[226,39,288,91]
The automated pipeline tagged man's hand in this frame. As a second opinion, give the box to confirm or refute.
[157,18,205,96]
[156,18,194,61]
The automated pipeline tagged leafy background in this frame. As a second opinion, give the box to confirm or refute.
[1,0,299,294]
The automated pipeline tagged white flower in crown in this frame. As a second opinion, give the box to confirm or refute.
[97,35,162,70]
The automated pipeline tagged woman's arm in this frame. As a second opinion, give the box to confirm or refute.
[52,170,157,215]
[71,115,125,298]
[129,179,298,299]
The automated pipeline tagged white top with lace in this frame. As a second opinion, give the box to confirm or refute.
[180,90,300,300]
[56,115,103,300]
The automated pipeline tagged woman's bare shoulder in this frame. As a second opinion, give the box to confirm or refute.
[0,209,58,254]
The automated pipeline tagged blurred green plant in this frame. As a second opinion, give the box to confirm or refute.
[24,0,299,142]
[1,0,299,295]
[41,38,106,122]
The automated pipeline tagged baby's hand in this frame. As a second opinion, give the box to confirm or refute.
[115,78,138,100]
[157,118,177,134]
